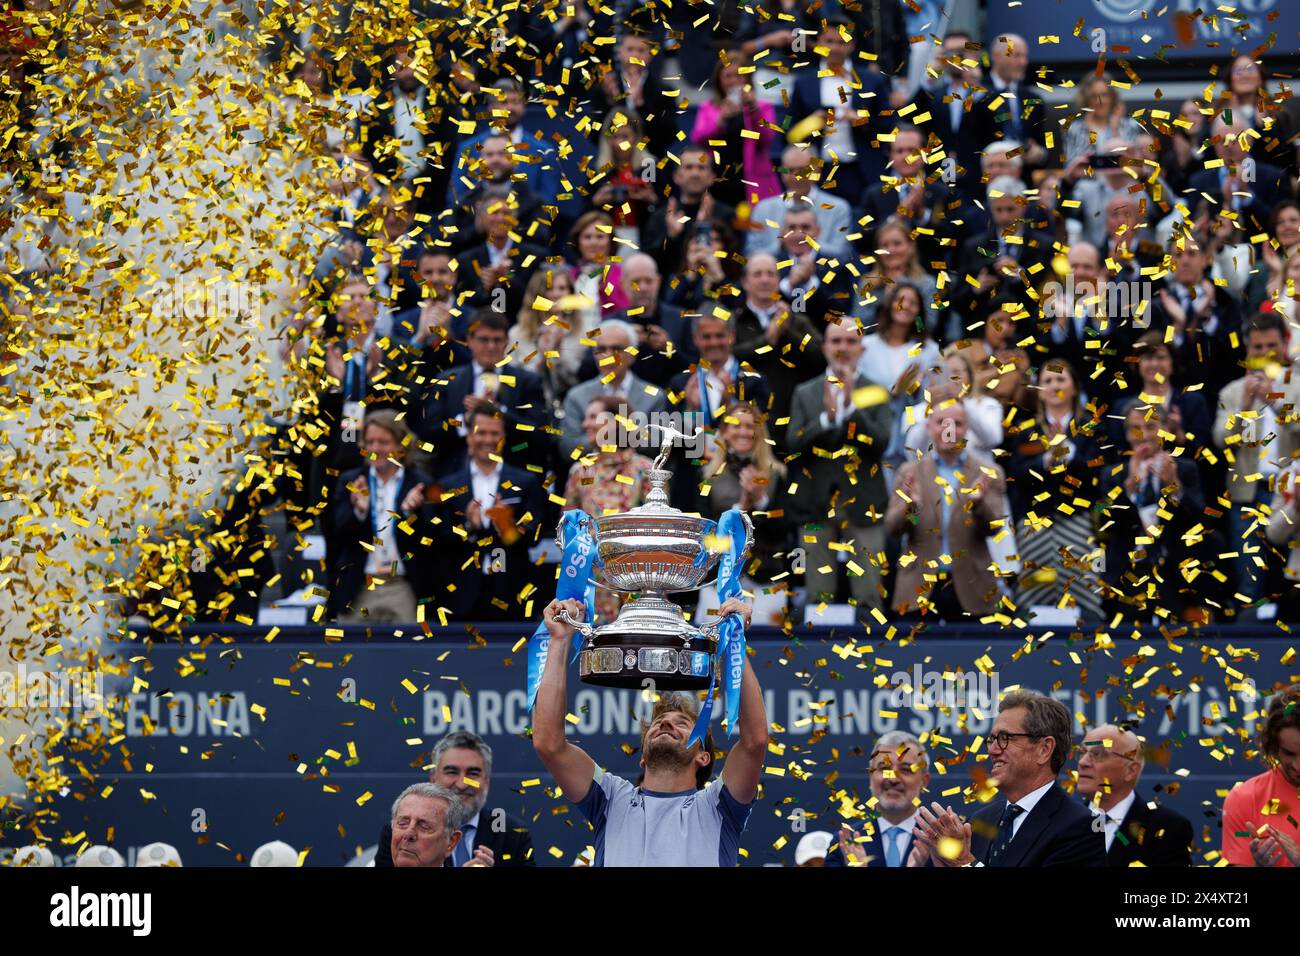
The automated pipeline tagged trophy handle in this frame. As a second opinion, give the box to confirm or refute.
[555,607,595,639]
[555,514,591,551]
[556,514,604,588]
[706,509,754,587]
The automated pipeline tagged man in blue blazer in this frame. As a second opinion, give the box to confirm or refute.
[912,690,1107,866]
[447,79,558,206]
[828,731,932,866]
[787,17,891,203]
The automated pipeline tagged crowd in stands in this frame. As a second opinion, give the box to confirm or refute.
[258,8,1300,629]
[10,1,1296,629]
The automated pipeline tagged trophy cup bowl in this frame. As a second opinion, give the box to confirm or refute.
[556,432,752,690]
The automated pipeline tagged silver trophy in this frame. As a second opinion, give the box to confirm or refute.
[556,427,752,689]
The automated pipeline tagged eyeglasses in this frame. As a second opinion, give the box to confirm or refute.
[593,344,624,353]
[1074,743,1139,761]
[987,731,1040,749]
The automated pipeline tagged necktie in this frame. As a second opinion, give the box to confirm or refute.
[453,823,475,866]
[985,803,1023,865]
[884,826,903,867]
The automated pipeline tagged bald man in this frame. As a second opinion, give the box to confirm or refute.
[1075,725,1193,867]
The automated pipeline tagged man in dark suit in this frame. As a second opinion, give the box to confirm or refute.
[663,314,771,510]
[909,31,984,196]
[786,318,892,619]
[376,731,534,867]
[732,250,825,446]
[358,51,461,215]
[447,79,559,206]
[326,411,439,622]
[967,32,1056,173]
[414,309,549,474]
[639,146,737,278]
[575,252,697,387]
[912,690,1107,866]
[788,17,891,202]
[856,123,955,262]
[452,185,551,321]
[439,133,552,254]
[1076,724,1193,867]
[433,405,545,622]
[952,175,1055,324]
[1186,117,1294,237]
[1147,239,1243,408]
[829,731,931,866]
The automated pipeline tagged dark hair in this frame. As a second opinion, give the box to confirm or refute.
[1133,329,1180,378]
[585,394,624,418]
[1260,684,1300,760]
[710,48,745,100]
[1245,311,1287,341]
[998,690,1072,775]
[640,693,714,789]
[1035,357,1083,421]
[878,281,928,340]
[464,401,504,433]
[467,308,510,336]
[1270,200,1300,237]
[820,14,854,35]
[677,143,710,165]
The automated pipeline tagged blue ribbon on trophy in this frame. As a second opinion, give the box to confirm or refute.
[687,506,748,747]
[526,509,597,711]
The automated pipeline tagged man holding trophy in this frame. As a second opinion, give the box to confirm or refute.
[534,596,767,867]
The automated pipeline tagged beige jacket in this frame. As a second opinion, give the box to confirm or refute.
[1212,373,1300,504]
[884,451,1007,616]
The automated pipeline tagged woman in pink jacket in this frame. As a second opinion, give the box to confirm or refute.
[690,50,780,210]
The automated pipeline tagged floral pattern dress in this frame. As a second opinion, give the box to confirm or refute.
[563,450,656,623]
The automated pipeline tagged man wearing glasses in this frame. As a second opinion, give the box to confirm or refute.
[1075,724,1193,867]
[910,690,1106,866]
[829,731,931,867]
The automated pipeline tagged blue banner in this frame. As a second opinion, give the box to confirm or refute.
[526,510,596,711]
[689,508,747,747]
[985,0,1298,62]
[32,625,1299,866]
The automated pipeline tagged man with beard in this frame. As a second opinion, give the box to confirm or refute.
[1222,683,1300,866]
[374,731,534,866]
[533,598,768,866]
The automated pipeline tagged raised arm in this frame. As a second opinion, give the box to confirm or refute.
[718,599,767,805]
[532,598,597,802]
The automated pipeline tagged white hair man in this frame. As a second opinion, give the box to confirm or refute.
[389,782,466,868]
